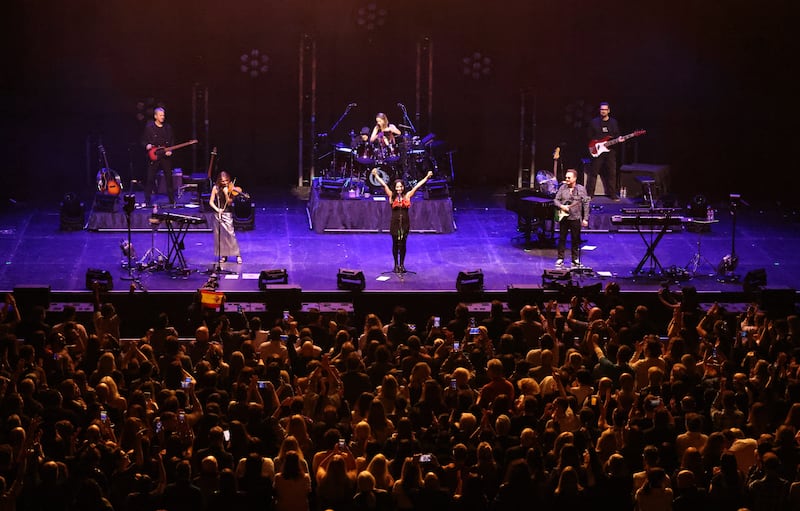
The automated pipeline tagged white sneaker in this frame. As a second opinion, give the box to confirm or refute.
[555,258,564,267]
[572,260,581,267]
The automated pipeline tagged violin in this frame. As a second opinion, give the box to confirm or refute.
[225,179,250,199]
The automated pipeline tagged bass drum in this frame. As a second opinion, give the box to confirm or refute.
[535,170,559,197]
[368,167,390,188]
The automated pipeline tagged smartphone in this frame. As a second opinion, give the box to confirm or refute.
[283,310,290,321]
[469,327,480,335]
[453,341,460,352]
[181,377,191,389]
[280,334,288,341]
[154,419,163,433]
[418,453,431,463]
[741,330,748,338]
[179,411,186,422]
[649,398,662,408]
[408,323,416,332]
[53,353,59,360]
[450,378,457,390]
[433,316,440,328]
[237,305,243,313]
[223,429,231,442]
[338,438,346,449]
[100,410,108,421]
[257,380,267,389]
[144,391,152,400]
[469,317,476,328]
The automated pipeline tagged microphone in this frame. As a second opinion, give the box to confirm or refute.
[348,103,357,107]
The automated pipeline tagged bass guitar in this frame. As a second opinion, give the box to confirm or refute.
[147,139,198,161]
[96,144,122,195]
[588,129,646,157]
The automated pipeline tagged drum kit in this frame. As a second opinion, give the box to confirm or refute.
[323,130,441,193]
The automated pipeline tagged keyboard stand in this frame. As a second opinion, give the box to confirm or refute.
[161,218,192,274]
[631,215,671,276]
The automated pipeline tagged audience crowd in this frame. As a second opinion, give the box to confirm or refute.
[0,284,799,511]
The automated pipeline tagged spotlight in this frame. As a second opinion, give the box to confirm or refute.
[259,269,289,290]
[456,270,484,293]
[337,269,365,291]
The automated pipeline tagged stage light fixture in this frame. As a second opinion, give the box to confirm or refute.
[456,269,484,293]
[259,269,289,290]
[337,269,365,291]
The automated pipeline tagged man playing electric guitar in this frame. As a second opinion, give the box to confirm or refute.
[586,101,621,200]
[554,169,590,268]
[141,107,176,206]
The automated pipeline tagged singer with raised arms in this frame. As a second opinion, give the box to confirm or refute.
[372,168,433,274]
[209,171,243,264]
[554,168,590,268]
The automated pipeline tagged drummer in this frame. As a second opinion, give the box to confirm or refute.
[370,112,401,156]
[352,126,371,152]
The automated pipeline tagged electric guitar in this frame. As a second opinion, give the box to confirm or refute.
[96,144,122,195]
[588,129,646,157]
[555,200,572,222]
[147,139,198,161]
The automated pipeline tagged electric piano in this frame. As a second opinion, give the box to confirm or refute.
[150,211,206,273]
[151,211,206,225]
[506,189,555,246]
[611,208,684,275]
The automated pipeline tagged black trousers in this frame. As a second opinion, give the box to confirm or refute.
[587,150,617,198]
[144,157,174,204]
[558,218,582,262]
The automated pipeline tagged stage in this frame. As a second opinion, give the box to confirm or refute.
[2,185,799,336]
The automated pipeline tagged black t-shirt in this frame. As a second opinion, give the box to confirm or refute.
[141,121,174,149]
[588,116,620,142]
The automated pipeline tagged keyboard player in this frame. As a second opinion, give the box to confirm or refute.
[554,169,591,267]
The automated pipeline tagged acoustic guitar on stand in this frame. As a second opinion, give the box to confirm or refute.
[147,139,198,161]
[96,144,122,195]
[588,130,646,157]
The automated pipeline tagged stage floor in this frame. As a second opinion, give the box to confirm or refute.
[1,187,799,296]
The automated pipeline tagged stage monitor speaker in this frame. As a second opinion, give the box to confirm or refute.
[456,269,484,293]
[507,284,545,310]
[262,284,302,311]
[619,163,671,198]
[93,193,119,213]
[156,169,184,195]
[233,196,255,230]
[337,269,365,291]
[13,285,51,312]
[85,268,113,291]
[259,269,289,289]
[742,268,767,294]
[424,180,449,199]
[759,286,797,318]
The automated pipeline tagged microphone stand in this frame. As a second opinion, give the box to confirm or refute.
[120,194,145,292]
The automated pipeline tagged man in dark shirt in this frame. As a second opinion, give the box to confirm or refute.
[586,101,622,200]
[141,107,176,206]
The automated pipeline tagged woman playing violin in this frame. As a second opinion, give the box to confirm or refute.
[209,171,243,264]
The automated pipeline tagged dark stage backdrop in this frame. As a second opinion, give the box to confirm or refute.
[4,0,796,204]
